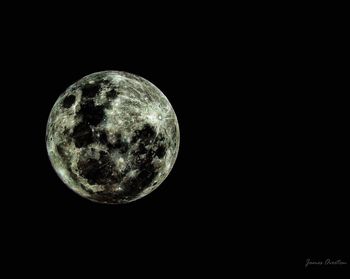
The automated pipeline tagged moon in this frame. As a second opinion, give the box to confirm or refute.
[46,71,180,204]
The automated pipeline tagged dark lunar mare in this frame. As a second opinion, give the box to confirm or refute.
[78,100,105,126]
[62,80,169,201]
[106,88,118,99]
[72,122,94,148]
[55,143,82,189]
[76,123,165,200]
[81,83,101,98]
[62,95,76,108]
[77,152,118,186]
[70,82,106,147]
[121,125,166,198]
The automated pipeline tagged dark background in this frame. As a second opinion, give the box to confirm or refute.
[2,2,348,276]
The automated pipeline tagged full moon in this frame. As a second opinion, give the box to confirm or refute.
[46,71,180,204]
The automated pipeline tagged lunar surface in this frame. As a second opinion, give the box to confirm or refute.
[46,71,180,204]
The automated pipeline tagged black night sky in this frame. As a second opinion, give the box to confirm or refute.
[2,2,349,276]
